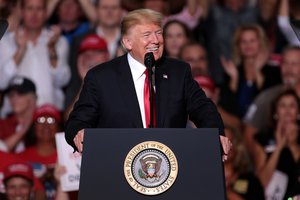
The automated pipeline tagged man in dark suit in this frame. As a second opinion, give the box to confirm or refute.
[65,9,231,158]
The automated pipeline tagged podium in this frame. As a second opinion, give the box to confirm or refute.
[78,128,226,199]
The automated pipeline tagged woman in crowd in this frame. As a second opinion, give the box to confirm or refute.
[253,89,300,199]
[220,24,281,118]
[163,20,192,58]
[18,104,61,200]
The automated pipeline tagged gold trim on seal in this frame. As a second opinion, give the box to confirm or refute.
[124,141,178,195]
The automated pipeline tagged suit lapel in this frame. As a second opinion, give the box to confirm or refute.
[116,55,143,128]
[156,59,169,127]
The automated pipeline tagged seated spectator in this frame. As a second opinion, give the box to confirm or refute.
[2,161,46,200]
[224,126,265,200]
[179,41,210,77]
[3,162,34,200]
[76,34,109,80]
[64,34,109,120]
[253,89,300,199]
[0,151,27,195]
[0,76,37,152]
[220,24,281,118]
[163,20,192,59]
[0,0,71,112]
[18,104,61,200]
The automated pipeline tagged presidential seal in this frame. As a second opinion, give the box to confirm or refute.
[124,141,178,195]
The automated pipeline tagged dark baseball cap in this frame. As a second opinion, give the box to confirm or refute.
[5,76,36,94]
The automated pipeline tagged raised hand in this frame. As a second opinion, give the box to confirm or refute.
[47,25,61,48]
[220,56,239,91]
[275,120,287,149]
[284,122,299,146]
[15,28,28,48]
[220,56,238,80]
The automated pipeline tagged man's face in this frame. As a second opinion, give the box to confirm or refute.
[281,50,300,87]
[22,0,46,30]
[181,45,208,77]
[97,0,122,28]
[77,50,109,80]
[8,91,35,115]
[58,0,81,24]
[122,23,164,64]
[5,177,32,200]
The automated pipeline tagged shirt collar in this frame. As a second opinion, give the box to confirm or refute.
[127,53,146,81]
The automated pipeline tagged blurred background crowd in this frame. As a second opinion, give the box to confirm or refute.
[0,0,300,199]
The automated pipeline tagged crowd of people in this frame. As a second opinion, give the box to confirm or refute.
[0,0,300,199]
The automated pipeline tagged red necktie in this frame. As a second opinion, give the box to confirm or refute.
[144,69,156,128]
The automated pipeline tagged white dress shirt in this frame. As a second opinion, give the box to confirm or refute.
[127,53,147,128]
[0,28,71,111]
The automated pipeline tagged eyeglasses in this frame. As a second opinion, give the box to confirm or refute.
[36,116,56,124]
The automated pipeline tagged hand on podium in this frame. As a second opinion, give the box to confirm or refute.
[74,129,84,153]
[220,135,232,161]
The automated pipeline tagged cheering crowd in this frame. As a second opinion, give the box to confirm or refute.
[0,0,300,199]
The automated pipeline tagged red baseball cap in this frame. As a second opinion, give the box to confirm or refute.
[3,162,34,184]
[79,34,108,54]
[194,76,216,93]
[33,104,61,123]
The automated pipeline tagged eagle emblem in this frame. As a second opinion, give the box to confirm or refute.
[138,154,164,182]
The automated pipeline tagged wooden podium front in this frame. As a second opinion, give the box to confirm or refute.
[79,128,226,199]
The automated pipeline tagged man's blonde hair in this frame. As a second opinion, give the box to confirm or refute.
[121,9,163,37]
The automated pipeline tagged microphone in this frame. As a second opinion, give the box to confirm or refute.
[144,52,155,70]
[144,52,156,86]
[0,19,8,40]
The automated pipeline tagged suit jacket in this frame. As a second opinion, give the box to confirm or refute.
[65,54,224,150]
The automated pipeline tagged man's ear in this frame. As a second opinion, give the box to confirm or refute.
[121,36,132,51]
